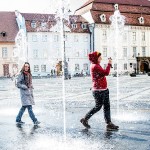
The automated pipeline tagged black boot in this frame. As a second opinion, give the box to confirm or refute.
[106,122,119,131]
[80,118,91,129]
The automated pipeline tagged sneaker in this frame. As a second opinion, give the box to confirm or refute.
[106,122,119,131]
[80,118,91,129]
[16,121,25,125]
[34,120,41,125]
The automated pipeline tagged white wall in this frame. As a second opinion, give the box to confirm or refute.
[27,32,90,76]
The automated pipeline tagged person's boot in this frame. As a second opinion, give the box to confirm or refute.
[106,122,119,131]
[80,118,91,129]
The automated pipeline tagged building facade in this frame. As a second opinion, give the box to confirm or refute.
[0,12,19,77]
[75,0,150,74]
[22,13,90,77]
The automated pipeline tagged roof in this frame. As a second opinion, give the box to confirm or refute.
[22,13,89,33]
[0,11,18,42]
[75,0,150,26]
[78,0,150,10]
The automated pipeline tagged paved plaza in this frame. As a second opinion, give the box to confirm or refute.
[0,75,150,150]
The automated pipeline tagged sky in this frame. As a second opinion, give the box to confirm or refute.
[0,0,87,14]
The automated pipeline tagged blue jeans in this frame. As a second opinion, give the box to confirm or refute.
[16,105,37,123]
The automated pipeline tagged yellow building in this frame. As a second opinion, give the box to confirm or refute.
[0,12,18,77]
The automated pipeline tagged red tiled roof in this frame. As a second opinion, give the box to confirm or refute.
[0,11,18,42]
[22,13,89,33]
[91,10,150,26]
[78,0,150,10]
[75,0,150,26]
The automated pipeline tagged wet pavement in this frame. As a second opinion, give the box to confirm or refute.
[0,75,150,150]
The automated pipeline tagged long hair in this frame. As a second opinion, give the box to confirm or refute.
[20,62,31,74]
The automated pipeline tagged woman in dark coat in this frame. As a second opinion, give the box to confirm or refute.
[16,62,40,125]
[80,51,119,131]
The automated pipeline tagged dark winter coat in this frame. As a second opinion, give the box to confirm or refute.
[16,73,35,106]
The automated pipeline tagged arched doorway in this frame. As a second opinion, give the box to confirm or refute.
[140,61,149,73]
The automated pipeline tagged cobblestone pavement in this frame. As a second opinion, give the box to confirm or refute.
[0,75,149,150]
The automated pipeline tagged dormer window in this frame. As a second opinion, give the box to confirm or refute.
[31,21,36,28]
[81,23,87,29]
[114,4,119,10]
[1,31,6,37]
[41,22,47,27]
[71,24,77,29]
[100,14,106,22]
[138,16,144,24]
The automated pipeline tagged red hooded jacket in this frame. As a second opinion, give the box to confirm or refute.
[88,52,111,90]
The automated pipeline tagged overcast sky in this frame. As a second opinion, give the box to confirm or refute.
[0,0,87,14]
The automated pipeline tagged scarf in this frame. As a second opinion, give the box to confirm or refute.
[23,71,32,88]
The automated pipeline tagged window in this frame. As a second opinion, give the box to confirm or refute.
[102,30,107,40]
[75,64,79,71]
[142,47,146,57]
[123,47,127,57]
[31,21,36,28]
[83,64,88,71]
[43,49,47,58]
[84,35,88,42]
[42,35,47,42]
[81,24,87,29]
[41,65,46,72]
[65,35,68,41]
[41,22,47,28]
[100,14,106,22]
[12,64,18,74]
[33,49,38,58]
[76,50,79,57]
[54,35,59,42]
[133,47,137,57]
[103,47,107,57]
[32,35,37,42]
[123,33,127,41]
[133,32,136,41]
[13,47,17,57]
[34,65,39,72]
[84,49,88,56]
[74,35,78,42]
[71,24,77,29]
[2,47,7,58]
[124,63,127,70]
[142,32,145,41]
[114,64,117,70]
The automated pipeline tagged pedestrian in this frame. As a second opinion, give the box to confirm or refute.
[16,62,40,125]
[80,51,119,131]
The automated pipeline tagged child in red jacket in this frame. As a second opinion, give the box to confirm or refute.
[80,51,119,131]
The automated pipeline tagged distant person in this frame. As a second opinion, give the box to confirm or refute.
[16,62,40,125]
[80,51,119,131]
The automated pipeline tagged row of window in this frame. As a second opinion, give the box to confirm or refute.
[75,64,88,71]
[0,47,147,59]
[32,34,89,42]
[102,30,146,41]
[111,63,137,70]
[103,63,136,70]
[31,22,87,30]
[102,47,147,57]
[32,49,89,58]
[33,64,89,73]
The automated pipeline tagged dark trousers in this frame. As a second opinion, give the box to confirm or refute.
[85,89,111,124]
[16,105,37,123]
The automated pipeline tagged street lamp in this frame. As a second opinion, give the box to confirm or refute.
[88,23,95,52]
[55,1,71,80]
